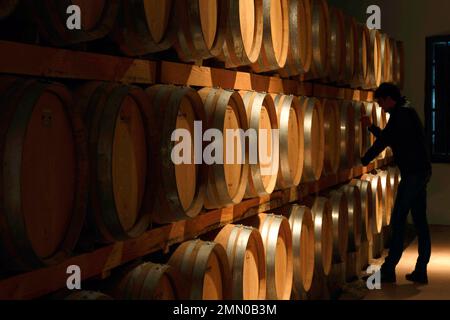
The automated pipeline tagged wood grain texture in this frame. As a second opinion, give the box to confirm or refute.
[214,224,266,300]
[279,0,312,77]
[174,0,227,62]
[198,88,249,209]
[0,41,157,84]
[168,239,231,300]
[250,0,289,72]
[75,82,154,242]
[287,205,314,297]
[112,0,176,56]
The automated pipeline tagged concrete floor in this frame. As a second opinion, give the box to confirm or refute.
[364,225,450,300]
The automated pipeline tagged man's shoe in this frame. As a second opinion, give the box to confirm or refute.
[406,271,428,284]
[379,264,397,283]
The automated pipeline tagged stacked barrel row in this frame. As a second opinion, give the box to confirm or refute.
[64,167,399,300]
[0,76,393,272]
[305,166,401,296]
[303,166,400,297]
[1,0,404,88]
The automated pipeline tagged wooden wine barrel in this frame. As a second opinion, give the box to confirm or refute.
[198,88,249,209]
[377,170,393,226]
[272,94,304,189]
[220,0,264,68]
[388,37,397,84]
[375,103,387,159]
[0,0,18,19]
[364,27,381,89]
[75,82,154,242]
[370,29,382,87]
[114,262,186,300]
[342,15,356,84]
[240,91,279,198]
[338,185,362,252]
[376,103,386,128]
[174,0,228,62]
[112,0,176,56]
[385,110,390,126]
[396,41,405,89]
[361,174,383,234]
[251,0,289,72]
[351,23,368,88]
[385,146,393,158]
[366,102,380,144]
[327,191,349,264]
[349,179,373,244]
[309,0,330,78]
[168,240,232,300]
[300,96,324,182]
[248,213,293,300]
[279,0,312,77]
[361,102,377,154]
[310,197,333,277]
[352,101,363,165]
[146,85,207,224]
[359,23,369,86]
[28,0,120,46]
[327,7,345,83]
[214,224,266,300]
[287,205,315,297]
[379,33,391,83]
[0,77,87,270]
[65,291,113,300]
[321,99,340,175]
[388,166,400,199]
[385,111,394,157]
[361,24,372,89]
[339,100,355,169]
[391,38,400,86]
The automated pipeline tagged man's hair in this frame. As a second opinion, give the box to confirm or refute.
[374,82,406,105]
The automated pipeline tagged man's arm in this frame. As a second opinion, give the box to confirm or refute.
[361,137,388,166]
[361,119,395,166]
[368,124,382,138]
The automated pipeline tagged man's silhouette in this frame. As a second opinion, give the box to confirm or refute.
[361,83,432,284]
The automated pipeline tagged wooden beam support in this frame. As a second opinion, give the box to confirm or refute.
[0,41,156,84]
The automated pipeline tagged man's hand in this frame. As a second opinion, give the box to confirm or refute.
[361,115,373,128]
[361,156,371,167]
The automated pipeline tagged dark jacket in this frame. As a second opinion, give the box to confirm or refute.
[361,103,432,177]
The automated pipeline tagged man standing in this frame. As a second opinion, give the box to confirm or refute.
[361,83,432,284]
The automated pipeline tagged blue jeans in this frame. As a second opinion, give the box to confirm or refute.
[382,171,432,272]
